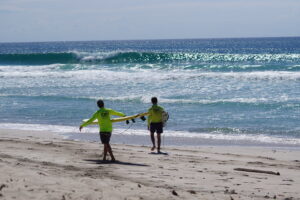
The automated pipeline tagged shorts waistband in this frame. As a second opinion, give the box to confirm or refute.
[100,132,111,135]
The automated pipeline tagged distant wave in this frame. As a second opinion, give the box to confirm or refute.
[1,94,299,106]
[80,96,300,106]
[1,51,300,65]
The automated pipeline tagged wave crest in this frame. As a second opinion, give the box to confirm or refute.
[1,51,300,65]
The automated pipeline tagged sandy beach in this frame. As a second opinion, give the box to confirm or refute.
[0,129,299,200]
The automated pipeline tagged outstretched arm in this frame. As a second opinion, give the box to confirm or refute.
[109,109,126,117]
[79,112,97,132]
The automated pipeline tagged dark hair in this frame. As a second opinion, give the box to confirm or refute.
[151,97,158,104]
[97,99,104,108]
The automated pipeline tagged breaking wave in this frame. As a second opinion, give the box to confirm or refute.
[1,51,300,65]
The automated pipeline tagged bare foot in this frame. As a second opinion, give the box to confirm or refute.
[151,146,156,151]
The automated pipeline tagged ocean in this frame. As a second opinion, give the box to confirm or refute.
[0,37,300,147]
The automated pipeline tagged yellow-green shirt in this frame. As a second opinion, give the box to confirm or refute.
[147,104,164,125]
[81,108,125,132]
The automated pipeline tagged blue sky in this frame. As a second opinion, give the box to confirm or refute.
[0,0,299,42]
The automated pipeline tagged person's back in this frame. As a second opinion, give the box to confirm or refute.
[92,107,124,132]
[147,97,164,153]
[79,99,125,161]
[148,104,164,124]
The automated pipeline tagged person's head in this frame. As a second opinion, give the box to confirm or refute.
[97,99,104,108]
[151,97,158,105]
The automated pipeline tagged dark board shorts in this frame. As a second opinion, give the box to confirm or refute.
[150,122,163,134]
[99,132,112,144]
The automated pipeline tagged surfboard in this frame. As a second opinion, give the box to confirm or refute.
[82,112,149,124]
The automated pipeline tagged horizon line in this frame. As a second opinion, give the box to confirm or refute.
[1,35,300,44]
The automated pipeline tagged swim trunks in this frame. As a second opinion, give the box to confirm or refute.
[99,132,112,144]
[149,122,163,134]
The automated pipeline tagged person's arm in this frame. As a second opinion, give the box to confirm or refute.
[147,109,152,126]
[109,109,126,117]
[79,112,97,132]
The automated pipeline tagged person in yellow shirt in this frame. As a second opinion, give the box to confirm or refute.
[79,99,126,162]
[148,97,164,153]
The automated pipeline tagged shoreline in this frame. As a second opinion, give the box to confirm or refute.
[0,128,300,199]
[1,123,300,149]
[68,132,300,150]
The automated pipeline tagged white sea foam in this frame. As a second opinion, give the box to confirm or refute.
[84,95,300,104]
[0,93,299,105]
[199,71,300,80]
[1,64,300,81]
[72,51,122,61]
[0,123,77,134]
[1,123,300,146]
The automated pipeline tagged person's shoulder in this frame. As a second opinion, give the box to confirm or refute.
[93,110,101,116]
[107,108,119,113]
[158,105,164,110]
[106,108,114,112]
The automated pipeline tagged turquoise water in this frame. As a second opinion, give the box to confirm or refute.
[0,38,300,147]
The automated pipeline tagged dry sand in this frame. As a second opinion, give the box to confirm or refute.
[0,129,299,200]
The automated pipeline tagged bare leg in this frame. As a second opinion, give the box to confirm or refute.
[107,144,115,162]
[150,132,156,151]
[103,144,108,161]
[157,133,161,153]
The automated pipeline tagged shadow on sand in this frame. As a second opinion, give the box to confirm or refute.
[84,159,149,167]
[148,152,169,155]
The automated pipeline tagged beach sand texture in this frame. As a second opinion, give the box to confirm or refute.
[0,129,299,200]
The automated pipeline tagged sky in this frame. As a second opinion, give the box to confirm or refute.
[0,0,300,42]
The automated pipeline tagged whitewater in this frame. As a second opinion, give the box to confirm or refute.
[0,37,299,147]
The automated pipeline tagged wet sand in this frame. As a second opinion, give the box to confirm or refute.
[0,129,299,200]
